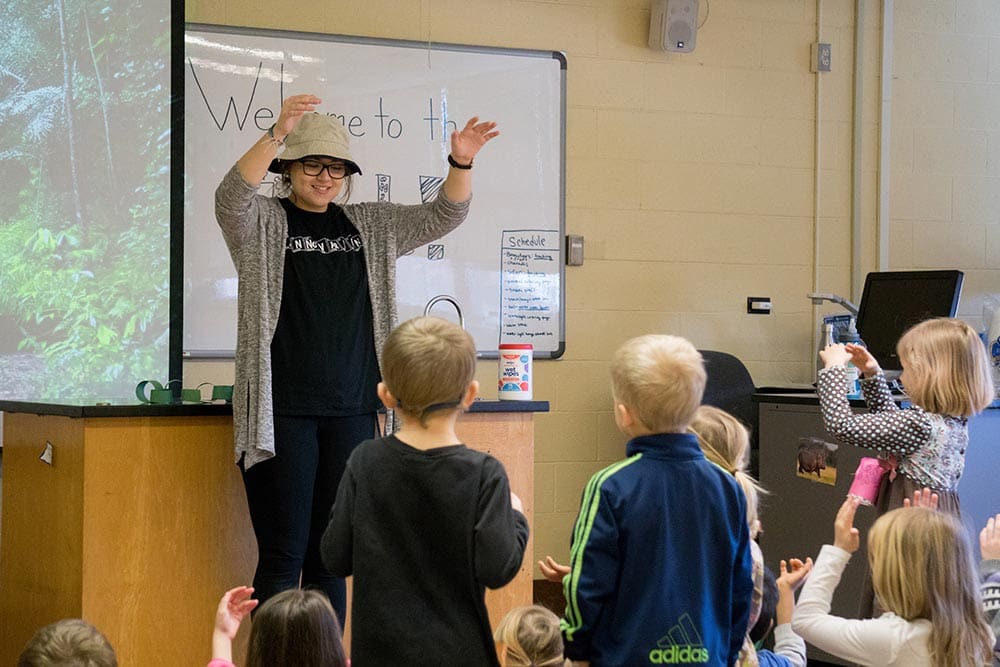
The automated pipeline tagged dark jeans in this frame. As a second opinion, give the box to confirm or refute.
[240,412,376,624]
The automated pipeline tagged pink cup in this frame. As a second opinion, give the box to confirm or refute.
[848,457,886,506]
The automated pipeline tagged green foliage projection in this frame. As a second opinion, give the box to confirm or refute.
[0,0,170,401]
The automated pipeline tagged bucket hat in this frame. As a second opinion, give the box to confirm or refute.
[268,112,362,175]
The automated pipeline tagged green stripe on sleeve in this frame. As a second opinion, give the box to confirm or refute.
[562,453,642,640]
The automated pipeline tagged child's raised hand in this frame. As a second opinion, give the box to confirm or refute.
[833,497,862,553]
[215,585,258,640]
[775,557,814,626]
[902,487,939,510]
[819,343,852,369]
[844,343,880,377]
[777,557,813,592]
[980,513,1000,561]
[538,555,570,583]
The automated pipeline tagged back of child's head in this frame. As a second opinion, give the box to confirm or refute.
[493,605,568,667]
[246,589,346,667]
[610,334,705,433]
[896,317,994,417]
[749,566,778,645]
[689,405,766,537]
[17,619,117,667]
[868,507,993,667]
[381,316,477,423]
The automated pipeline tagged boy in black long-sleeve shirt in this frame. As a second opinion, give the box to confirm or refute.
[320,316,529,667]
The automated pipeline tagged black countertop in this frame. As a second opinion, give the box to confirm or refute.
[0,399,550,419]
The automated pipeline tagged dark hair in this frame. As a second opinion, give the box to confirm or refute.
[246,589,347,667]
[749,565,778,644]
[18,619,117,667]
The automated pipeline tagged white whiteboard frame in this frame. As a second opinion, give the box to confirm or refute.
[182,24,566,359]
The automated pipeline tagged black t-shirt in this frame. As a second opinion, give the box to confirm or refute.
[270,199,381,415]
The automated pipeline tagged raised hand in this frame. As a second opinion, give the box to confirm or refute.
[273,94,323,139]
[981,513,1000,561]
[777,557,813,592]
[215,585,258,640]
[450,117,500,165]
[902,487,939,510]
[844,343,880,377]
[819,343,852,369]
[538,555,570,583]
[833,496,861,553]
[775,557,814,626]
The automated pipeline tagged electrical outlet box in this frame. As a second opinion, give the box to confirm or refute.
[566,235,584,266]
[747,297,772,315]
[811,42,832,72]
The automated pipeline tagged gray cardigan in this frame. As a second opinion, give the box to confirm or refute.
[214,166,470,468]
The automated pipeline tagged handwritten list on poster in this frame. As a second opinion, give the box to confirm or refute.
[500,230,560,348]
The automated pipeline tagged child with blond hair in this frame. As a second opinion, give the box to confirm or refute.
[321,316,528,666]
[818,316,993,513]
[979,513,1000,666]
[817,317,994,615]
[541,335,753,667]
[494,605,569,667]
[792,498,994,667]
[690,404,766,539]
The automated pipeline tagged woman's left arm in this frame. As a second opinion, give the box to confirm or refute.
[441,117,500,203]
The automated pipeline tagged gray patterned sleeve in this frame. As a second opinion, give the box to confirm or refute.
[214,165,263,252]
[817,366,933,455]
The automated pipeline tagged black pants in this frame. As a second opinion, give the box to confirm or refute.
[240,413,376,624]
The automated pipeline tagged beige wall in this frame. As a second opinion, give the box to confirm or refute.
[890,1,1000,316]
[183,0,1000,568]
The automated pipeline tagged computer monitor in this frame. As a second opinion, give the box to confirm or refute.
[855,270,964,376]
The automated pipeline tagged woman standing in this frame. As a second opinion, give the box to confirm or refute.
[214,93,498,621]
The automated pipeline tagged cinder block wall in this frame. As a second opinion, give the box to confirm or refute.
[184,0,1000,569]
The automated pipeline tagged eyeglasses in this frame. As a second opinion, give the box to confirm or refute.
[297,159,349,179]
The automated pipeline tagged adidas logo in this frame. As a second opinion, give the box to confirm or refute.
[650,613,711,664]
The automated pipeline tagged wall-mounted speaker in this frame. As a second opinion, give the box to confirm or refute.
[648,0,699,53]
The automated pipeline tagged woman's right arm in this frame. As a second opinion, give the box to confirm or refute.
[215,95,320,247]
[235,94,320,185]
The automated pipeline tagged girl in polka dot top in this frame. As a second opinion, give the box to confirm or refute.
[817,317,994,614]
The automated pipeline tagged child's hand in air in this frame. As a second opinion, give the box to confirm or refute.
[833,497,862,553]
[980,513,1000,561]
[538,555,570,583]
[844,343,880,377]
[819,344,852,369]
[902,487,939,510]
[215,586,258,639]
[777,557,813,593]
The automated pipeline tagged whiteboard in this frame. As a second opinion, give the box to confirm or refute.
[183,24,566,358]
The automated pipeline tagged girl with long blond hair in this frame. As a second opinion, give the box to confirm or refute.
[690,405,766,540]
[793,498,994,667]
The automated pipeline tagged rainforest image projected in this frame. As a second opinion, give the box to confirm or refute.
[0,0,170,403]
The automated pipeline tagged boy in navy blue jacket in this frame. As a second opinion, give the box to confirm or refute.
[540,334,754,667]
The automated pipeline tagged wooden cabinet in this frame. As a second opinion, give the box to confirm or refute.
[0,402,542,666]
